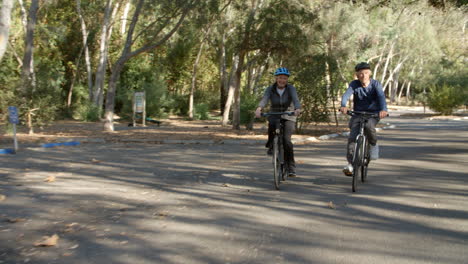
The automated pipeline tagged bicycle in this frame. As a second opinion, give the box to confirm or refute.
[346,110,386,192]
[261,112,295,190]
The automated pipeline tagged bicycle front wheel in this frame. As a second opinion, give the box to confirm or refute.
[361,165,368,182]
[352,164,360,192]
[272,136,280,190]
[361,139,369,182]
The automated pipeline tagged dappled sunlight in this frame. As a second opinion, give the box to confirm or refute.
[1,117,468,263]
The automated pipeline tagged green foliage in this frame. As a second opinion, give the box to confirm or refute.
[239,93,258,129]
[294,55,330,125]
[193,103,210,120]
[169,93,189,116]
[74,103,101,121]
[1,0,466,129]
[427,84,466,115]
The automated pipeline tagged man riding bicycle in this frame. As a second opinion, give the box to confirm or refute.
[255,67,301,177]
[340,62,388,176]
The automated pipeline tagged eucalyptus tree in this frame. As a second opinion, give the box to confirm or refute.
[0,0,16,62]
[188,0,232,119]
[104,0,198,131]
[20,0,39,95]
[220,0,312,129]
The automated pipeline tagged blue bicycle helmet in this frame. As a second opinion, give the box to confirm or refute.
[274,67,290,76]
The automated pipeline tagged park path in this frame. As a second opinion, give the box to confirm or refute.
[1,115,467,264]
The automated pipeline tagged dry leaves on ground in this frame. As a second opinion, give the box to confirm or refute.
[0,194,5,201]
[34,234,60,247]
[6,218,26,223]
[327,201,336,209]
[91,158,101,163]
[44,176,56,182]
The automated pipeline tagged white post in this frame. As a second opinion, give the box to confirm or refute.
[13,123,18,152]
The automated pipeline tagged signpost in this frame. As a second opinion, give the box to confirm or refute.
[8,106,19,153]
[132,91,146,127]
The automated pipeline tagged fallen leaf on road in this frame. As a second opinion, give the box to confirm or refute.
[6,218,26,223]
[44,176,56,182]
[0,194,5,201]
[64,222,80,233]
[91,158,101,163]
[327,201,336,209]
[65,222,79,227]
[222,183,229,187]
[68,244,79,249]
[154,212,169,219]
[34,234,59,247]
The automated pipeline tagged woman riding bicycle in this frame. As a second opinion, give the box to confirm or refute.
[340,62,388,176]
[255,67,301,177]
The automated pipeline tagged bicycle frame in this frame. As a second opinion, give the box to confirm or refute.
[261,112,294,189]
[347,110,379,192]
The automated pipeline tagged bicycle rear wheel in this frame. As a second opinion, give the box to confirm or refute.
[272,136,280,190]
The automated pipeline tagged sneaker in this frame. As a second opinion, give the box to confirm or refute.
[343,163,353,176]
[288,172,297,177]
[370,144,379,160]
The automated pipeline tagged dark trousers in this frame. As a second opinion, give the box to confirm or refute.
[266,118,296,173]
[347,116,379,163]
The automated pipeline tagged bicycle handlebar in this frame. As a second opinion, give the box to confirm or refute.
[261,111,295,117]
[346,110,389,118]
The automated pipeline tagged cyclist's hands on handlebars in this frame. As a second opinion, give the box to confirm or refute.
[255,107,262,118]
[340,107,348,114]
[379,110,388,119]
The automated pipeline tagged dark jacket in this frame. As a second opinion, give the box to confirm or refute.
[341,79,388,113]
[258,83,301,122]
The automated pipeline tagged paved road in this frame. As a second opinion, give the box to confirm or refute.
[1,116,467,264]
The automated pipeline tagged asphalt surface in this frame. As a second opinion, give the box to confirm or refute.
[1,115,467,264]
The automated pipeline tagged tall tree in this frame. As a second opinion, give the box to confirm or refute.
[75,0,94,101]
[21,0,39,94]
[0,0,16,62]
[104,0,196,131]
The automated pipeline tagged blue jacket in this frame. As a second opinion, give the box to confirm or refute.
[341,79,387,113]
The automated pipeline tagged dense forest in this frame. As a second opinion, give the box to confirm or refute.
[0,0,466,133]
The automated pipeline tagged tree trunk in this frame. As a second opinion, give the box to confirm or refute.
[21,0,39,94]
[222,54,239,126]
[104,0,190,131]
[232,50,246,130]
[97,2,120,112]
[252,62,267,95]
[383,56,407,92]
[398,79,407,104]
[0,0,15,62]
[18,0,27,29]
[390,71,399,103]
[121,1,131,35]
[67,45,85,108]
[405,80,412,101]
[93,0,114,106]
[76,0,94,101]
[189,30,209,119]
[380,42,394,87]
[219,31,228,114]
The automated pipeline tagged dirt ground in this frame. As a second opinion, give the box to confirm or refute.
[1,105,466,148]
[0,116,349,148]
